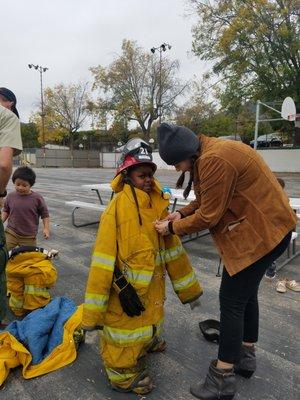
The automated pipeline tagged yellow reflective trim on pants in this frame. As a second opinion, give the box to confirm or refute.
[156,244,184,265]
[85,293,109,311]
[172,270,197,292]
[124,267,153,286]
[9,295,23,309]
[91,252,115,272]
[24,285,49,296]
[106,367,136,383]
[103,325,153,346]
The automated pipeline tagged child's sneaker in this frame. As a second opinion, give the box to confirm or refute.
[148,336,167,353]
[111,371,154,395]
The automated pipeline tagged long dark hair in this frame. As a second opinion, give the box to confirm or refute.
[0,93,19,118]
[176,155,198,199]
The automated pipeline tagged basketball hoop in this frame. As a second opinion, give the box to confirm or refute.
[287,113,300,121]
[281,97,296,120]
[253,97,299,149]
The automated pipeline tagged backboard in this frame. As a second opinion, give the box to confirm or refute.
[281,97,296,120]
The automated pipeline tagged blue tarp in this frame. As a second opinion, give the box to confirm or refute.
[6,296,76,365]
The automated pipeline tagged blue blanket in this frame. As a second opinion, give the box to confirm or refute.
[6,296,76,365]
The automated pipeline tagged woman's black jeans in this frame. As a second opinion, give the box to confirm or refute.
[218,231,292,364]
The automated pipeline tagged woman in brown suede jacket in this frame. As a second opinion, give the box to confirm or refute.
[155,123,296,400]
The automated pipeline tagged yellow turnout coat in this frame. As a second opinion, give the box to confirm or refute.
[82,175,203,388]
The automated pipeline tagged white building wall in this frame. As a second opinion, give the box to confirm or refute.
[257,149,300,173]
[101,149,300,173]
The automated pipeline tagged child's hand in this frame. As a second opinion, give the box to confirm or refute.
[43,228,50,239]
[155,220,170,236]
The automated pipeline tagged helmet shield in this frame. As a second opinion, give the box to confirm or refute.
[116,138,156,175]
[118,138,153,168]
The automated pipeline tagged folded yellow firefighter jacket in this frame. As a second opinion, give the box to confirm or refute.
[0,303,83,386]
[83,175,203,344]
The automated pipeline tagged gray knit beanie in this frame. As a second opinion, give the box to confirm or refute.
[157,123,200,165]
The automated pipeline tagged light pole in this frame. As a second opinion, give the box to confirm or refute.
[28,64,49,167]
[150,43,172,125]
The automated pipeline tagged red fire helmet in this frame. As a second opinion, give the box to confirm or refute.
[116,154,157,175]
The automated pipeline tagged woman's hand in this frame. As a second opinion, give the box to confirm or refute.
[163,211,182,222]
[155,220,170,236]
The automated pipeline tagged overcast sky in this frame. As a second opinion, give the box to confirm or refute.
[1,0,208,124]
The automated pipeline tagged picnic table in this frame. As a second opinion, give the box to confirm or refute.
[67,183,299,270]
[290,197,300,214]
[80,183,203,242]
[81,183,300,213]
[81,183,112,205]
[81,183,195,211]
[64,184,194,229]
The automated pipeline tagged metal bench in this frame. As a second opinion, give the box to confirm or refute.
[65,201,106,227]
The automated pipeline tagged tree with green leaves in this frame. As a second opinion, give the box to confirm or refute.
[90,39,188,140]
[174,81,272,141]
[189,0,299,143]
[21,123,40,148]
[190,0,299,106]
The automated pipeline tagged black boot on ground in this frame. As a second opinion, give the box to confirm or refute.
[234,344,256,378]
[190,360,236,400]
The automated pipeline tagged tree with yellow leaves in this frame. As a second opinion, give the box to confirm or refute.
[31,82,91,149]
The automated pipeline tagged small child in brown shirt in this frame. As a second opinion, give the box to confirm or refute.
[1,166,50,250]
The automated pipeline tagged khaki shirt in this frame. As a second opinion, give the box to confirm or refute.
[0,104,22,155]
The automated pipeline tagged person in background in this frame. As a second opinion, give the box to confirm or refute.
[0,87,22,328]
[2,166,50,250]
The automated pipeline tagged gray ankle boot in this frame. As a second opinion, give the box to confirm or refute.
[190,360,236,400]
[234,344,256,378]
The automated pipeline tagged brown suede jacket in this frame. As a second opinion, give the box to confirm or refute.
[173,135,297,276]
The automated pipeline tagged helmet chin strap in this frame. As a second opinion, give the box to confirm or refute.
[122,171,143,226]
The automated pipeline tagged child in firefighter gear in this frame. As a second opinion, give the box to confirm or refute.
[82,138,203,395]
[6,246,57,316]
[2,166,50,251]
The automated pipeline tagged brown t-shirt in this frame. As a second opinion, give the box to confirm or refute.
[3,191,49,237]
